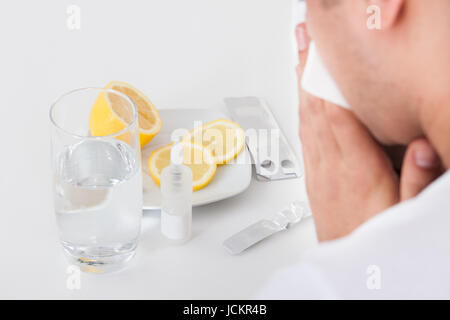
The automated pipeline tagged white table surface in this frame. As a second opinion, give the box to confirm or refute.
[0,0,317,299]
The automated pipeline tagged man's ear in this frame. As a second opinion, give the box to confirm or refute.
[369,0,404,29]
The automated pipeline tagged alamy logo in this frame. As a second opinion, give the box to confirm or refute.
[367,5,381,30]
[366,265,381,290]
[67,5,81,30]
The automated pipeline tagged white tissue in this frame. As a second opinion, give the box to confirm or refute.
[301,42,350,109]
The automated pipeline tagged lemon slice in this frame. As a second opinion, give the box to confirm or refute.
[89,81,162,148]
[182,119,245,164]
[148,142,217,191]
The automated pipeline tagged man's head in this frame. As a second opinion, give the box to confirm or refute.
[305,0,450,145]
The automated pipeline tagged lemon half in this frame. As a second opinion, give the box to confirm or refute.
[89,81,161,148]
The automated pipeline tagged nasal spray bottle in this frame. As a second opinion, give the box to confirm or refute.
[160,136,193,244]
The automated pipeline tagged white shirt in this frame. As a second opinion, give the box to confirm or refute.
[259,170,450,299]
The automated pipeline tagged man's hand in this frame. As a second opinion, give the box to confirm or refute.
[295,23,443,241]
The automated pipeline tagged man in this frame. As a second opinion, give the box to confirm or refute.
[260,0,450,298]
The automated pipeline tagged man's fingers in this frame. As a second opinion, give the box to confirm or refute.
[304,91,340,159]
[400,138,443,201]
[325,102,386,166]
[296,23,310,84]
[296,23,316,171]
[299,90,320,170]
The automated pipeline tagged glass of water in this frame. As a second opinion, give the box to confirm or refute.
[50,88,143,273]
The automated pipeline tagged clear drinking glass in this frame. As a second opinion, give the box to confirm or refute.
[50,88,143,273]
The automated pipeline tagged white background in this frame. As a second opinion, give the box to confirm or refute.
[0,0,316,298]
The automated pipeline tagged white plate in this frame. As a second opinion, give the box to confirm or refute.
[141,108,252,210]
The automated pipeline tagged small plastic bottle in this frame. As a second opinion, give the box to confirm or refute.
[160,138,193,244]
